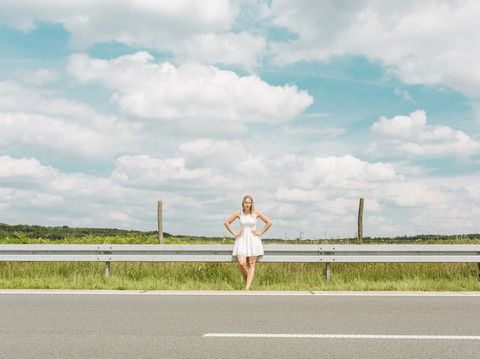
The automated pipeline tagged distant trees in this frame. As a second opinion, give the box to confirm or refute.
[0,222,478,243]
[0,223,165,240]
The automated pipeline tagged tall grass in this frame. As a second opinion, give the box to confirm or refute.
[0,234,234,245]
[1,261,479,291]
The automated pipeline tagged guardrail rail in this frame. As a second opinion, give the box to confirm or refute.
[1,244,479,281]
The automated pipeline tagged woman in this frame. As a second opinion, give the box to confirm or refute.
[224,195,272,290]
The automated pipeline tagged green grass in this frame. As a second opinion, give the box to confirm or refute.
[1,233,480,291]
[1,261,479,291]
[0,234,234,245]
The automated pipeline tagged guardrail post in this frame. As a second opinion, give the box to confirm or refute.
[326,263,330,283]
[106,262,110,278]
[478,263,480,281]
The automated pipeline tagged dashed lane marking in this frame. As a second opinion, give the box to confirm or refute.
[203,333,480,340]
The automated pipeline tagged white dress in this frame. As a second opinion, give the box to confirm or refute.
[232,211,264,257]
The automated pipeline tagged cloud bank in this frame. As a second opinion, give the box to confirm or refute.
[0,0,479,238]
[67,52,313,124]
[269,0,480,99]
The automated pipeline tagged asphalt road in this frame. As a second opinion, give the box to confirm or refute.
[1,291,479,358]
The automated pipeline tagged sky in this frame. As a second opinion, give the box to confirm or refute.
[0,0,479,239]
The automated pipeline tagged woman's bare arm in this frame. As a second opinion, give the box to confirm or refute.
[253,210,272,236]
[224,210,242,237]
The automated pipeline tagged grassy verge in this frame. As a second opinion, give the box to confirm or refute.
[1,262,479,291]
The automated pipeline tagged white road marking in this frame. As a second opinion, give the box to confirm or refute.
[1,289,480,296]
[203,333,480,340]
[2,290,289,296]
[311,291,480,296]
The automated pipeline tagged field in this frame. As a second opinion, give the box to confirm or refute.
[1,224,480,291]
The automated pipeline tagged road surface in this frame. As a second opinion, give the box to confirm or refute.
[1,290,479,358]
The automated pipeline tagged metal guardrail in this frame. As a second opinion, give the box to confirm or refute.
[1,244,480,282]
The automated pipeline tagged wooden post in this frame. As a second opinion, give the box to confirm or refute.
[158,200,164,244]
[358,198,364,244]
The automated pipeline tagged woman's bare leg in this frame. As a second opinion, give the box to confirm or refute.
[237,255,248,282]
[245,256,257,290]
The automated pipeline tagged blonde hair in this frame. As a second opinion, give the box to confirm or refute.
[242,195,255,214]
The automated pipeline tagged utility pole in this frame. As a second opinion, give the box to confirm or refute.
[358,198,364,244]
[158,200,164,244]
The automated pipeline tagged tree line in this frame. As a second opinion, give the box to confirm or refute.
[1,222,478,243]
[0,223,166,240]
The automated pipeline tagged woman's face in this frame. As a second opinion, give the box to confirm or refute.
[243,198,252,211]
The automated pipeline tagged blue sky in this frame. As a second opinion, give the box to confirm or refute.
[0,0,479,239]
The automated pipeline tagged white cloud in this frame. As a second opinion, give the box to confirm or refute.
[0,111,139,161]
[105,142,408,237]
[281,125,345,138]
[269,0,480,99]
[372,110,427,140]
[0,80,90,118]
[270,0,366,62]
[366,215,399,236]
[324,197,358,215]
[14,68,60,85]
[1,144,479,237]
[291,155,398,190]
[110,138,268,193]
[107,210,131,223]
[275,186,325,202]
[0,80,142,162]
[108,140,399,205]
[0,155,133,223]
[276,203,296,216]
[179,138,236,156]
[370,110,480,158]
[111,155,213,189]
[380,182,444,208]
[1,0,478,239]
[179,138,246,170]
[0,155,153,228]
[0,0,232,38]
[409,181,480,232]
[67,52,313,124]
[0,187,62,213]
[0,155,57,186]
[394,87,414,102]
[171,31,266,70]
[0,0,266,69]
